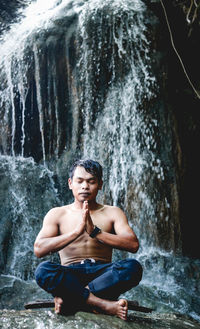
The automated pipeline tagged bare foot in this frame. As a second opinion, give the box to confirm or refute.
[103,299,128,321]
[86,293,128,321]
[54,296,63,314]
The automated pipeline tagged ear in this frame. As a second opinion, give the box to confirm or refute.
[98,180,103,190]
[68,178,72,190]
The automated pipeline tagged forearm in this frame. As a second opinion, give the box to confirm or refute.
[34,229,80,258]
[95,231,139,253]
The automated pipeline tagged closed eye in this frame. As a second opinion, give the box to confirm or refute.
[88,179,96,184]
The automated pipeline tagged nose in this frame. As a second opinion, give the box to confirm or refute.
[81,181,89,189]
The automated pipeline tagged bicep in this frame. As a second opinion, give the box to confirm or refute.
[113,208,135,236]
[35,213,59,241]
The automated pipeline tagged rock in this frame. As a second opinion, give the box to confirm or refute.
[0,309,200,329]
[0,275,49,310]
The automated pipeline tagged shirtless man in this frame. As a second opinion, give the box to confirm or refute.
[34,159,142,320]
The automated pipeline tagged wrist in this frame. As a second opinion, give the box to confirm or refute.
[89,225,101,238]
[74,226,84,236]
[85,224,95,235]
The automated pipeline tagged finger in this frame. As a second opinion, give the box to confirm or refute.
[84,200,89,209]
[84,201,88,209]
[82,209,89,224]
[82,210,87,222]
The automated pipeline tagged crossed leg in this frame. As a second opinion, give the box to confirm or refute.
[54,291,128,320]
[35,259,142,320]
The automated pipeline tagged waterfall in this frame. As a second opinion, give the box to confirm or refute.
[0,0,84,161]
[77,0,176,250]
[0,0,199,321]
[0,155,61,279]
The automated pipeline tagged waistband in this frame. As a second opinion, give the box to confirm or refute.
[80,258,96,264]
[70,258,107,266]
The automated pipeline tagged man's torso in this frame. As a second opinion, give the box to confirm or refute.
[58,204,114,265]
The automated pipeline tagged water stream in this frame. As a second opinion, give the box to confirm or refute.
[0,0,199,324]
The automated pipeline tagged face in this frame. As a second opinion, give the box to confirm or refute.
[68,166,102,202]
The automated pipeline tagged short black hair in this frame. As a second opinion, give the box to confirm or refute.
[69,159,103,182]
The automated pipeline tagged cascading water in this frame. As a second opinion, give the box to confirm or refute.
[77,0,180,252]
[78,0,160,242]
[0,0,85,161]
[0,0,199,324]
[0,156,61,278]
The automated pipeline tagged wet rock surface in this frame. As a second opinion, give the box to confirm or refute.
[0,309,200,329]
[0,275,49,310]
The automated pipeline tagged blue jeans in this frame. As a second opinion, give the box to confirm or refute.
[35,258,142,312]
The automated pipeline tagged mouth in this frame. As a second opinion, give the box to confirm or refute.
[79,193,90,196]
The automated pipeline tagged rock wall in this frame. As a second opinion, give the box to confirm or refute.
[146,0,200,257]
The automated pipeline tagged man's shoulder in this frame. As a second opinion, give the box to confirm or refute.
[44,204,71,219]
[103,204,127,220]
[102,204,124,213]
[103,204,117,209]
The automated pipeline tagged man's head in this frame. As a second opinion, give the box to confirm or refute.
[68,159,103,203]
[69,159,103,183]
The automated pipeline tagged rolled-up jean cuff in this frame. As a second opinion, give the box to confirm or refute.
[88,282,95,294]
[83,287,90,300]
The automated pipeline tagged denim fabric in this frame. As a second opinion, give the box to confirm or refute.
[35,258,142,306]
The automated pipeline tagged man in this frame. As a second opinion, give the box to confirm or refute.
[34,159,142,320]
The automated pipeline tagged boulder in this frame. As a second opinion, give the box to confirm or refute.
[0,309,200,329]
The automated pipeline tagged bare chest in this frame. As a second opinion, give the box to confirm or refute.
[58,211,113,234]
